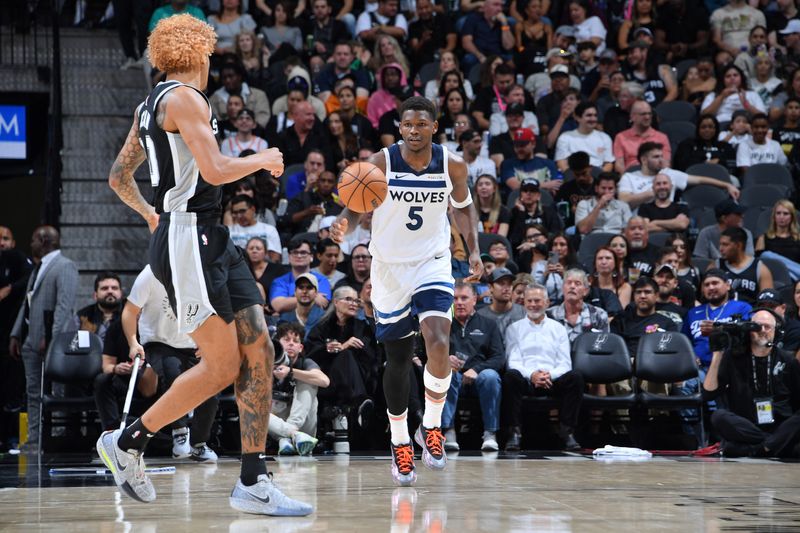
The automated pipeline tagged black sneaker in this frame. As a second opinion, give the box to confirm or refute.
[505,427,521,452]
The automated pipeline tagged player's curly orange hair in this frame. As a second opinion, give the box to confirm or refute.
[147,14,217,74]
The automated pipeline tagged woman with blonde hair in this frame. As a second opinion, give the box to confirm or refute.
[756,200,800,279]
[367,34,411,79]
[424,51,475,103]
[474,174,511,237]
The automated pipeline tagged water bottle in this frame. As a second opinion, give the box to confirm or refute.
[281,246,289,265]
[332,412,350,454]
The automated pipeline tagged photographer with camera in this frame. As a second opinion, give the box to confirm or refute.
[270,322,330,456]
[702,309,800,457]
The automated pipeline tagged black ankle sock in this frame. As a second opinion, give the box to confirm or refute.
[241,452,268,485]
[117,419,154,451]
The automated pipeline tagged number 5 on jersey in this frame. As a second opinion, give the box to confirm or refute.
[406,206,423,231]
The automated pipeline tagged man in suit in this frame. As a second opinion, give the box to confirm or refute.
[9,226,79,452]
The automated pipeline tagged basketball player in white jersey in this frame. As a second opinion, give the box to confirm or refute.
[98,14,311,515]
[331,97,482,486]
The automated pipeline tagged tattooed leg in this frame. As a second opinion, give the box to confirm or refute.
[233,305,274,453]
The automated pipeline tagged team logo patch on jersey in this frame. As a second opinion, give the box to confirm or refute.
[201,234,208,246]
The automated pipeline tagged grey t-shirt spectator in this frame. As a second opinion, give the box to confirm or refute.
[693,225,755,259]
[477,303,526,339]
[575,198,633,233]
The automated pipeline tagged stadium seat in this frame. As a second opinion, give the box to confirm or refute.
[759,256,793,290]
[756,208,772,237]
[743,206,768,235]
[577,232,616,269]
[681,185,729,209]
[692,257,713,272]
[571,332,636,409]
[281,163,305,196]
[468,63,482,88]
[689,206,717,229]
[659,121,696,154]
[685,162,731,184]
[478,232,512,254]
[655,101,696,124]
[648,232,670,249]
[418,62,439,86]
[740,185,786,208]
[743,163,795,192]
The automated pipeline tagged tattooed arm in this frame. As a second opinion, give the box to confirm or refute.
[109,110,159,232]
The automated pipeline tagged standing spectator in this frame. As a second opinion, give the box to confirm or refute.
[114,0,153,69]
[270,240,333,312]
[458,130,497,187]
[9,227,78,452]
[695,199,755,259]
[228,194,282,262]
[613,101,671,173]
[701,64,766,124]
[75,272,124,342]
[210,62,272,128]
[637,174,691,233]
[441,282,505,451]
[503,283,583,451]
[278,273,327,339]
[477,268,527,338]
[620,41,678,105]
[568,0,607,53]
[407,0,456,67]
[576,173,633,235]
[355,0,408,52]
[710,0,767,58]
[546,268,610,342]
[500,129,562,194]
[507,178,564,247]
[270,322,330,455]
[307,0,350,61]
[672,114,738,174]
[555,102,615,172]
[221,109,269,157]
[715,227,773,304]
[460,0,515,72]
[611,277,679,356]
[653,0,710,65]
[275,101,334,170]
[736,113,789,172]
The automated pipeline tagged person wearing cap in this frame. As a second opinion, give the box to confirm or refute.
[507,177,564,247]
[312,238,346,288]
[653,0,711,65]
[575,172,633,235]
[366,63,410,129]
[620,40,678,106]
[531,60,580,127]
[526,48,580,103]
[612,101,671,174]
[210,62,271,128]
[553,25,578,52]
[653,263,688,330]
[270,67,329,122]
[271,239,333,313]
[228,194,283,262]
[694,198,755,259]
[477,267,527,338]
[460,0,515,73]
[489,102,540,171]
[503,283,584,451]
[490,88,540,137]
[221,108,270,158]
[441,281,505,452]
[500,127,562,194]
[777,19,800,73]
[619,141,739,210]
[714,226,774,305]
[458,129,497,187]
[710,0,766,58]
[555,102,615,172]
[755,288,800,352]
[656,245,697,308]
[278,272,327,337]
[546,268,609,342]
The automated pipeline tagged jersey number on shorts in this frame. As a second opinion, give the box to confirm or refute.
[406,206,423,231]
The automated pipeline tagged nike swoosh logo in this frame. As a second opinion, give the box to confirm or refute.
[251,494,271,504]
[395,174,408,179]
[434,255,444,260]
[258,453,267,460]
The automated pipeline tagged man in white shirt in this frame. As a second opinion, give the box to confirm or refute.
[575,172,633,234]
[619,142,740,209]
[502,283,584,451]
[458,129,497,187]
[555,102,614,171]
[227,194,282,262]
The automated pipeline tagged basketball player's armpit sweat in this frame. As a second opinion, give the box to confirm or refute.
[233,305,273,452]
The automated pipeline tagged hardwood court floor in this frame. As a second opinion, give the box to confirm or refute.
[2,452,800,532]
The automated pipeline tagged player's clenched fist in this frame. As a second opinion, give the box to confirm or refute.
[260,147,284,177]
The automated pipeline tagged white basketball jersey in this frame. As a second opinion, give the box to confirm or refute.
[369,143,454,264]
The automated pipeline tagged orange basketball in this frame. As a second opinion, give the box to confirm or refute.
[337,162,388,213]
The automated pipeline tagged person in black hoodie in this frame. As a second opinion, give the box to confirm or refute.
[612,276,678,357]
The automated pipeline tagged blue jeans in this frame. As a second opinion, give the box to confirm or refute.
[441,368,501,433]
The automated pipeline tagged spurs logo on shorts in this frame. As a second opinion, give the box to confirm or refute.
[185,303,199,324]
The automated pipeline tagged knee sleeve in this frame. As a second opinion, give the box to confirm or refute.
[382,334,415,415]
[423,366,452,394]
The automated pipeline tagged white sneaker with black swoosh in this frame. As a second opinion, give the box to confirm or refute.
[96,429,156,503]
[229,473,313,516]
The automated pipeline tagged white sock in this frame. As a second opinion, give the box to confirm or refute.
[388,409,410,445]
[422,391,446,429]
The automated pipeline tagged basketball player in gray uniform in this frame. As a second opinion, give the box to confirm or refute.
[331,97,482,486]
[97,14,311,516]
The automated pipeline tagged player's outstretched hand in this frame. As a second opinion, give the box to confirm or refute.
[330,218,348,244]
[464,251,484,283]
[260,147,284,177]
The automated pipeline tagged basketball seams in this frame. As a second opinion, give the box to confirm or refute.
[337,162,387,212]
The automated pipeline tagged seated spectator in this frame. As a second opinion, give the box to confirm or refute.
[271,68,328,124]
[222,175,278,228]
[503,283,583,451]
[613,101,671,174]
[601,81,644,141]
[425,52,476,105]
[260,0,302,54]
[591,245,633,309]
[673,114,738,174]
[271,239,332,313]
[122,265,219,461]
[355,0,408,53]
[471,64,518,132]
[500,129,561,196]
[718,110,752,148]
[148,0,205,34]
[305,286,379,428]
[532,55,579,134]
[701,64,766,124]
[438,88,470,145]
[618,0,656,52]
[271,322,330,456]
[210,62,271,128]
[489,86,539,137]
[749,52,782,109]
[366,64,408,129]
[513,0,552,79]
[209,0,257,56]
[653,263,688,330]
[460,0,515,72]
[596,70,626,124]
[695,199,755,259]
[335,243,372,293]
[475,175,511,237]
[680,59,716,108]
[637,174,691,233]
[756,200,800,277]
[769,68,800,125]
[458,130,497,187]
[773,97,800,157]
[278,273,327,337]
[228,194,282,261]
[620,40,678,106]
[575,41,600,99]
[576,172,633,235]
[326,111,359,173]
[656,245,697,308]
[555,151,595,228]
[544,85,582,150]
[314,42,371,110]
[714,227,774,305]
[219,94,246,140]
[333,84,376,146]
[508,178,563,247]
[568,0,607,53]
[285,171,344,234]
[555,102,615,172]
[488,239,518,274]
[221,109,269,157]
[442,282,505,452]
[710,0,766,58]
[534,233,576,304]
[624,216,660,278]
[284,150,325,201]
[653,0,710,66]
[306,0,351,62]
[367,34,412,80]
[547,268,609,342]
[619,142,739,210]
[275,101,334,171]
[408,0,457,74]
[93,319,158,432]
[733,25,768,80]
[702,309,800,458]
[666,233,701,292]
[608,234,632,280]
[611,276,679,356]
[737,113,788,173]
[515,227,548,274]
[768,284,800,353]
[245,237,287,311]
[340,213,372,256]
[75,272,123,342]
[313,238,347,288]
[477,268,527,338]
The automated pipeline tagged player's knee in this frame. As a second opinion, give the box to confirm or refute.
[424,331,449,356]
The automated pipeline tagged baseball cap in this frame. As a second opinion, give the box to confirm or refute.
[599,49,618,63]
[295,272,319,290]
[756,289,782,306]
[480,253,495,263]
[287,75,309,93]
[236,108,256,120]
[520,178,540,191]
[506,102,525,116]
[555,25,576,38]
[704,268,730,283]
[319,216,336,230]
[655,263,677,277]
[490,267,515,283]
[780,19,800,34]
[714,199,747,218]
[633,27,653,39]
[549,64,570,77]
[514,127,536,144]
[546,47,573,60]
[629,39,650,49]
